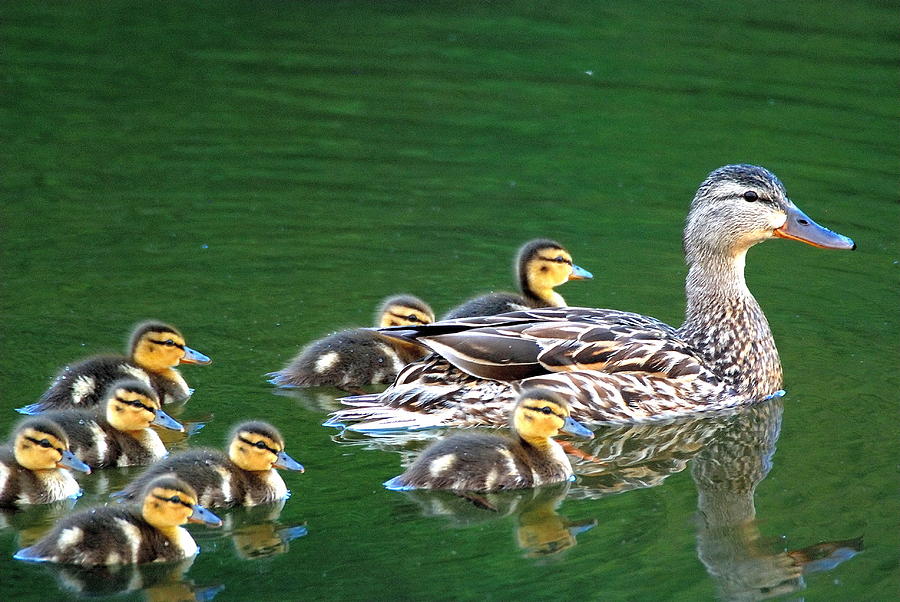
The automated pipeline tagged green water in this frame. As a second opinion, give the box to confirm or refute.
[1,1,897,600]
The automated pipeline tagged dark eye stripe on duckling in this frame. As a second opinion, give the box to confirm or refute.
[148,338,184,349]
[522,405,564,419]
[114,396,156,413]
[238,436,280,455]
[152,493,194,509]
[537,254,571,265]
[24,436,64,454]
[388,311,426,323]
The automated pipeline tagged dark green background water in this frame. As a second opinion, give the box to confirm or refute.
[2,2,897,600]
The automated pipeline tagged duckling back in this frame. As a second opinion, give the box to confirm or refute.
[269,329,428,390]
[40,410,166,469]
[115,449,286,507]
[13,506,182,565]
[443,293,531,320]
[21,355,188,414]
[385,432,572,492]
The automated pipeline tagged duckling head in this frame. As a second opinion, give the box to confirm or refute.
[376,295,435,328]
[11,417,91,474]
[518,239,592,303]
[227,421,305,473]
[141,476,222,529]
[684,164,855,268]
[511,388,594,446]
[129,321,211,373]
[104,379,184,433]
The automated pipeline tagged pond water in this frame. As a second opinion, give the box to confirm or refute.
[1,2,897,600]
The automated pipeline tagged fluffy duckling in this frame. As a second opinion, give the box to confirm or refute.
[14,475,222,565]
[0,418,91,506]
[384,388,593,492]
[443,239,592,320]
[42,379,184,469]
[19,321,211,415]
[114,421,304,507]
[268,294,435,391]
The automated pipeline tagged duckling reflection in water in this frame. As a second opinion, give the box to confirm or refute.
[208,500,308,559]
[115,421,304,507]
[19,321,211,414]
[443,239,592,319]
[0,417,91,507]
[269,294,435,392]
[384,388,593,492]
[397,483,595,558]
[40,379,184,469]
[15,475,222,565]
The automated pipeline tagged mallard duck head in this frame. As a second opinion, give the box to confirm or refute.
[227,421,304,473]
[141,476,222,529]
[684,164,855,265]
[129,321,211,372]
[512,388,593,444]
[104,379,184,433]
[377,295,435,328]
[11,418,91,473]
[518,239,593,301]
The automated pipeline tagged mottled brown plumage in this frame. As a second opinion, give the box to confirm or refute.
[328,165,855,431]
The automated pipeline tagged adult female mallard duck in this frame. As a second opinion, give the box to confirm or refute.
[18,321,211,415]
[14,475,222,565]
[443,238,592,319]
[327,165,855,431]
[384,388,593,492]
[114,421,304,507]
[42,379,184,469]
[268,294,435,391]
[0,418,91,506]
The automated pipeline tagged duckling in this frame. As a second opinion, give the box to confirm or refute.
[384,388,593,492]
[0,417,91,506]
[41,379,184,469]
[14,475,222,565]
[443,239,592,319]
[18,320,211,415]
[114,421,304,507]
[268,294,435,391]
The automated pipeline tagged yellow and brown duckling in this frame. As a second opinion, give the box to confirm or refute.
[384,388,593,492]
[443,239,592,320]
[18,320,211,415]
[0,418,91,506]
[41,379,183,469]
[114,421,304,507]
[14,475,222,565]
[268,294,435,391]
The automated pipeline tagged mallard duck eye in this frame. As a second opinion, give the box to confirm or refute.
[743,190,758,202]
[164,339,176,346]
[39,439,52,448]
[541,406,553,415]
[255,441,267,449]
[407,314,418,322]
[169,495,181,504]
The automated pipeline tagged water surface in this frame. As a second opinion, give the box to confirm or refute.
[1,1,897,600]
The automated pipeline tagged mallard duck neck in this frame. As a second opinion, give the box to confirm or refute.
[678,250,783,398]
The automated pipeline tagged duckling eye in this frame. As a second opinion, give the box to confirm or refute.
[742,190,758,202]
[254,441,268,449]
[164,339,176,347]
[39,439,52,448]
[169,495,181,504]
[407,314,418,322]
[541,407,553,415]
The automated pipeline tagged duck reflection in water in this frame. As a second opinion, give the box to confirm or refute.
[28,557,223,601]
[691,399,862,600]
[395,482,595,559]
[193,500,308,560]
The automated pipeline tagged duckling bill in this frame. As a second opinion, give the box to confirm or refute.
[19,321,210,415]
[384,388,592,492]
[14,476,221,565]
[268,294,435,390]
[41,379,183,469]
[0,417,91,507]
[114,421,303,507]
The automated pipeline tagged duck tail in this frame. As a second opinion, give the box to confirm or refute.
[15,401,48,415]
[12,545,49,563]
